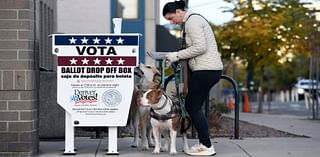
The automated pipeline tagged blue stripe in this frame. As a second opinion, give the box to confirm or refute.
[54,35,138,45]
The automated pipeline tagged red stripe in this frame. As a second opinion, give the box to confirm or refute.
[76,100,97,103]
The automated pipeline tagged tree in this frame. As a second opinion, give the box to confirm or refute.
[217,0,319,112]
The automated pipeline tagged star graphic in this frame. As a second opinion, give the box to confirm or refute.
[93,58,101,65]
[81,37,89,44]
[69,37,77,44]
[105,58,113,65]
[105,37,112,44]
[117,58,125,65]
[81,58,89,65]
[93,37,100,44]
[69,58,77,65]
[116,37,124,44]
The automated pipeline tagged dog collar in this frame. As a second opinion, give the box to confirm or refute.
[151,94,169,111]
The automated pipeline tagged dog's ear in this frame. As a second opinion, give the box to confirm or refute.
[155,89,163,100]
[152,73,161,87]
[147,89,163,104]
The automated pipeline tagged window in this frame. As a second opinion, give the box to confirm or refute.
[39,1,55,70]
[116,0,139,19]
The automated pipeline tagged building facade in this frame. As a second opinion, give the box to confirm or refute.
[0,0,57,156]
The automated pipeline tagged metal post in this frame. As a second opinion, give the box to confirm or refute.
[107,127,119,155]
[64,112,75,155]
[308,36,314,119]
[267,65,271,113]
[221,75,240,139]
[315,45,319,119]
[164,72,240,138]
[105,18,123,155]
[315,15,320,120]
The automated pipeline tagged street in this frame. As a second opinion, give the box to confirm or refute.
[250,101,313,117]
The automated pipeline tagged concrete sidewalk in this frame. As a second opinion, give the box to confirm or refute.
[37,137,320,157]
[37,112,320,157]
[232,112,320,139]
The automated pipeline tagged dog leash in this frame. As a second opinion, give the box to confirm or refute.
[170,62,191,134]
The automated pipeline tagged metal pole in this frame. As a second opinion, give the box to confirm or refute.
[64,112,76,155]
[309,37,315,119]
[315,42,319,119]
[221,75,240,139]
[165,73,240,138]
[267,65,271,113]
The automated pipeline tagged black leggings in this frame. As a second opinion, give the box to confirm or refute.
[185,70,222,148]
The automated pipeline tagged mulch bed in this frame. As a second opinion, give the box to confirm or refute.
[208,116,306,138]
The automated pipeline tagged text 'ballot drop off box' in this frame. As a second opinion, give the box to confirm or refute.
[52,32,139,155]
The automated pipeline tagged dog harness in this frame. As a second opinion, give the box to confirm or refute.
[150,95,181,121]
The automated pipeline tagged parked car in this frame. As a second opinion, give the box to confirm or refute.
[294,79,320,100]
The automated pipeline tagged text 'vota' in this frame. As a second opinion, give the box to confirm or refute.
[76,46,117,55]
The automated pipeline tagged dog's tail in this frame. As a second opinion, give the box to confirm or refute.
[180,116,191,134]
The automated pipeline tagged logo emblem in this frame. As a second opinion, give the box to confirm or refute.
[102,89,122,107]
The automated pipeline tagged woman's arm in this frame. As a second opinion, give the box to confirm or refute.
[176,16,208,59]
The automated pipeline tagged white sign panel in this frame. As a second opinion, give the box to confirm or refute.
[52,34,139,126]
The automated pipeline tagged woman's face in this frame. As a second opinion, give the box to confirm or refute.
[164,10,184,24]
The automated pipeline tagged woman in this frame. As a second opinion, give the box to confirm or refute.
[163,1,223,156]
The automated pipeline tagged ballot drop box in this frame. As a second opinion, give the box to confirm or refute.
[52,33,139,155]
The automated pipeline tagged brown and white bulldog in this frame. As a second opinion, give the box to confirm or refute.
[130,63,161,150]
[139,88,189,155]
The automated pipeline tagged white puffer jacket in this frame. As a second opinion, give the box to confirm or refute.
[175,11,223,71]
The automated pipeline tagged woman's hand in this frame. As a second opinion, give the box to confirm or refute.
[165,52,179,69]
[165,52,179,63]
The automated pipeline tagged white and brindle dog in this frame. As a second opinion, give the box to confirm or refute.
[140,88,189,155]
[130,64,161,150]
